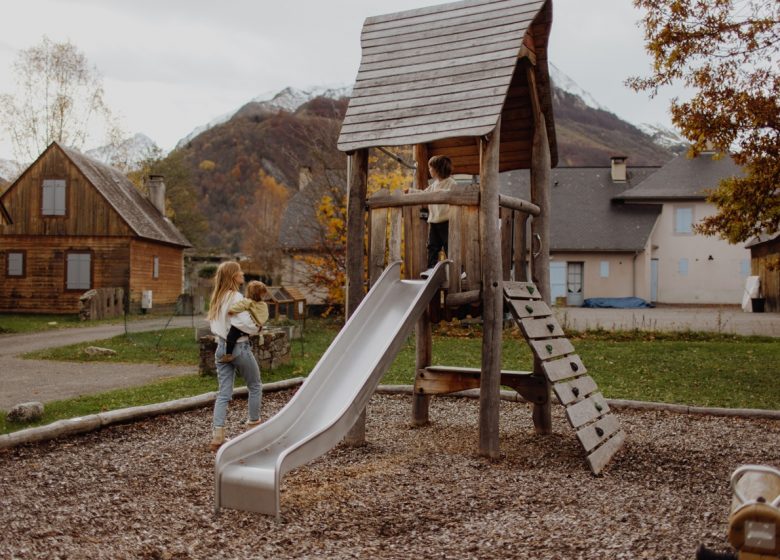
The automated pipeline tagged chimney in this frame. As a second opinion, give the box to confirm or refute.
[298,166,312,191]
[145,175,166,216]
[610,156,627,183]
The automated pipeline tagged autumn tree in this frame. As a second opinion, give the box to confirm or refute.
[129,148,209,248]
[294,145,414,313]
[240,169,291,278]
[629,0,779,242]
[0,36,122,163]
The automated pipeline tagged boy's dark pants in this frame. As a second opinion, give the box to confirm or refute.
[427,221,449,268]
[225,325,250,355]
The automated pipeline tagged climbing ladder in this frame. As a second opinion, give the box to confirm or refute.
[504,281,626,474]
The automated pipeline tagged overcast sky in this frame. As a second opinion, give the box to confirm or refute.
[0,0,683,161]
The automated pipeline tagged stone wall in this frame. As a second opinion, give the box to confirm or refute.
[198,328,291,376]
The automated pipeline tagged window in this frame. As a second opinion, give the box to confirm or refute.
[740,259,751,277]
[600,261,610,278]
[674,207,693,234]
[153,256,159,279]
[42,179,67,216]
[678,258,689,276]
[7,251,24,277]
[66,252,91,290]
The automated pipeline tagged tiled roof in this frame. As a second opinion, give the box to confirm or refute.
[615,153,742,201]
[502,166,662,252]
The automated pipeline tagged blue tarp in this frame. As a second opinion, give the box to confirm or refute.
[582,297,654,309]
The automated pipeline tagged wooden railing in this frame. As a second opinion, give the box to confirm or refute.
[366,184,538,309]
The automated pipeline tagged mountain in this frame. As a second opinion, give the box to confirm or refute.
[549,63,688,159]
[170,75,686,251]
[85,133,160,170]
[176,95,350,251]
[175,85,351,150]
[636,123,688,154]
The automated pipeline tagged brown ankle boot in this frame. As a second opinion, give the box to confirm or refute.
[209,427,225,452]
[245,419,261,430]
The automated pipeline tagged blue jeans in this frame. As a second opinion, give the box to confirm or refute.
[213,339,262,428]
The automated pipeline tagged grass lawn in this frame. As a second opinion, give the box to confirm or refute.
[2,319,778,434]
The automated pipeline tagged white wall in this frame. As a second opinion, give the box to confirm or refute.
[649,202,750,304]
[550,251,649,302]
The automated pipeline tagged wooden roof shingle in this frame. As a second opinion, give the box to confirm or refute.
[338,0,557,172]
[59,144,191,248]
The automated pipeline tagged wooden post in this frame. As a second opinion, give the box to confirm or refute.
[527,66,551,305]
[412,143,432,425]
[345,149,368,445]
[479,118,502,459]
[527,66,553,435]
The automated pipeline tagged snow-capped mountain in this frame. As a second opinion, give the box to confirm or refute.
[549,63,688,154]
[175,85,352,149]
[549,63,610,113]
[86,133,160,170]
[637,122,688,153]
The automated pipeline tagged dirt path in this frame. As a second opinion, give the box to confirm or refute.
[0,316,207,411]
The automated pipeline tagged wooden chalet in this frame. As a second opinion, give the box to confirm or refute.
[337,0,625,473]
[0,142,191,314]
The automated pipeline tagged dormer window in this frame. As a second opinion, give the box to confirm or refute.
[42,179,67,216]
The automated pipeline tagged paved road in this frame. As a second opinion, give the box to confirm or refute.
[0,316,209,411]
[0,307,776,412]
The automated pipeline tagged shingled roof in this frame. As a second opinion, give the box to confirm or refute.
[59,144,191,247]
[338,0,557,173]
[502,166,661,252]
[615,152,743,201]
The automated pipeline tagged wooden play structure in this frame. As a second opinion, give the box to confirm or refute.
[697,465,780,560]
[336,0,624,473]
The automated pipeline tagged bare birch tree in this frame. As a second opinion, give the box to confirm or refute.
[0,36,122,163]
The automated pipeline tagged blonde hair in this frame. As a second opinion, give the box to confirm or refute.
[246,281,267,302]
[207,261,242,321]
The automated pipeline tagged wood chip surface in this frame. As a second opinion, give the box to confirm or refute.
[1,390,778,559]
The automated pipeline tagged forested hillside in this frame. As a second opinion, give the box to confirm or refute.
[164,87,676,252]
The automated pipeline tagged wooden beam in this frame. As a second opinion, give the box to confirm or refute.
[479,117,502,459]
[412,143,431,425]
[345,149,369,446]
[367,189,479,209]
[445,289,481,307]
[526,64,551,305]
[526,63,552,435]
[498,194,540,216]
[513,213,529,282]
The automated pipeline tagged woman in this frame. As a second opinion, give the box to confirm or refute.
[207,261,262,452]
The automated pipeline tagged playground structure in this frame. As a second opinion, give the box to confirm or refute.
[697,465,780,560]
[216,0,625,517]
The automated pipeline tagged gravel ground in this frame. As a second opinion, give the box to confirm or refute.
[1,390,778,560]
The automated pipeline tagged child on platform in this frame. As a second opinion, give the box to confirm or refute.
[219,280,269,363]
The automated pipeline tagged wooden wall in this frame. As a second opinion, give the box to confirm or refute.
[0,146,133,237]
[128,239,184,310]
[751,238,780,312]
[0,236,131,314]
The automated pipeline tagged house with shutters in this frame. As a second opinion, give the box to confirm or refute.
[614,151,750,305]
[0,142,191,314]
[503,153,750,305]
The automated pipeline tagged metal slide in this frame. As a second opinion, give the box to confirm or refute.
[214,261,447,518]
